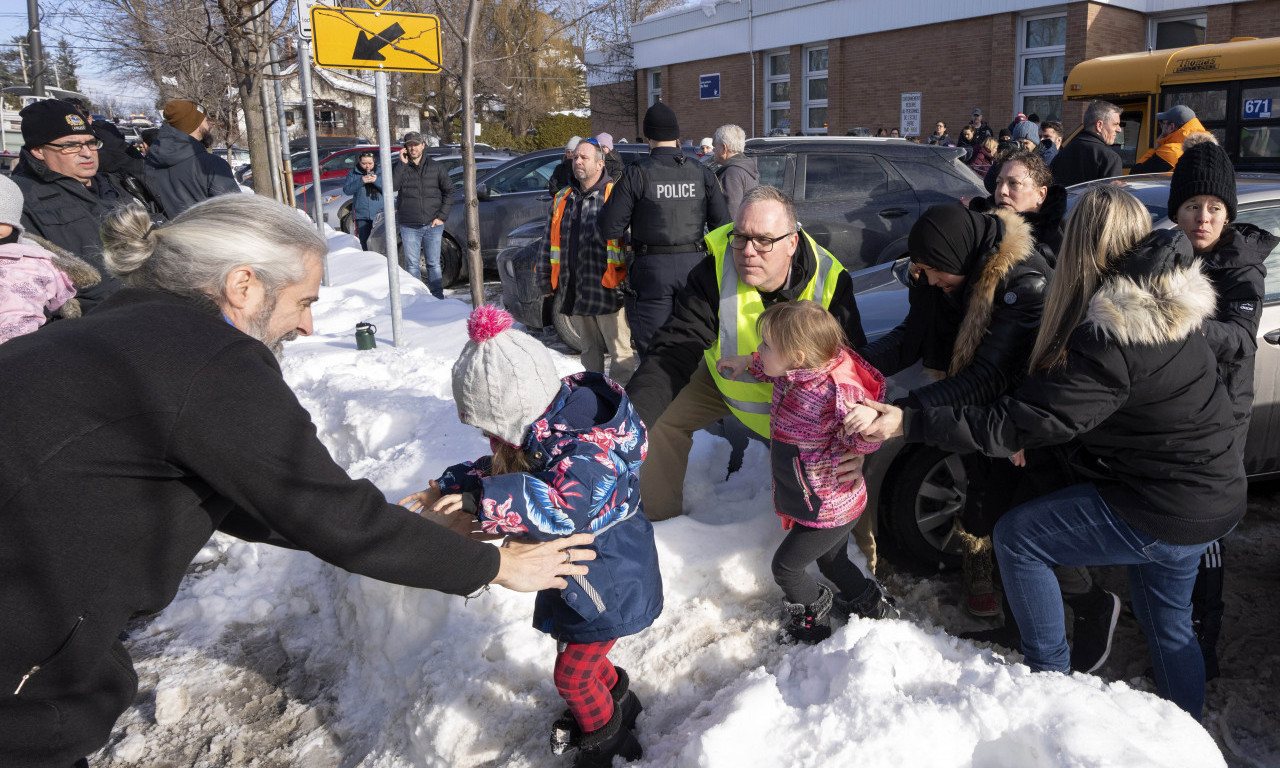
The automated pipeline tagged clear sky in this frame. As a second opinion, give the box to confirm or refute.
[0,0,156,110]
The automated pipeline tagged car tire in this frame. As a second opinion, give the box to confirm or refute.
[551,292,585,352]
[440,236,463,287]
[339,211,353,235]
[885,445,965,569]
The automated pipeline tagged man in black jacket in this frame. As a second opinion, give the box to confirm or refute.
[1050,100,1123,187]
[144,99,240,217]
[10,99,126,312]
[599,102,730,355]
[394,131,454,298]
[626,186,864,521]
[0,194,593,768]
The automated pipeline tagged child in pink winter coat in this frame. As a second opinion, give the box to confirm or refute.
[719,300,897,644]
[0,175,76,343]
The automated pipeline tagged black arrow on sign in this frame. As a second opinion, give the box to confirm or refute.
[353,22,406,61]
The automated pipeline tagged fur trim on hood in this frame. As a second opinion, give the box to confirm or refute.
[949,207,1037,374]
[1087,230,1217,346]
[22,234,101,320]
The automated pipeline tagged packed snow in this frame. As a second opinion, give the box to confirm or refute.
[91,229,1230,767]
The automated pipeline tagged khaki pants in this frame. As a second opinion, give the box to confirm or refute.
[640,363,879,573]
[571,310,637,386]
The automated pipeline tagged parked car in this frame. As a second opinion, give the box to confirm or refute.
[858,172,1280,569]
[294,176,352,230]
[496,220,585,352]
[290,145,388,186]
[0,151,18,176]
[744,136,986,272]
[212,145,250,168]
[448,160,505,187]
[369,144,694,287]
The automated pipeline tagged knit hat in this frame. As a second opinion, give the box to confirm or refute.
[452,305,562,447]
[700,137,714,150]
[163,100,207,135]
[0,174,24,236]
[1168,141,1237,222]
[19,99,93,150]
[595,132,614,151]
[1011,120,1039,144]
[643,102,680,142]
[1013,112,1027,123]
[566,135,582,152]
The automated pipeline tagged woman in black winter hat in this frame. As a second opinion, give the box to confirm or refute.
[1169,138,1279,681]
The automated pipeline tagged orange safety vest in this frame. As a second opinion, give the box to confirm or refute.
[549,183,625,290]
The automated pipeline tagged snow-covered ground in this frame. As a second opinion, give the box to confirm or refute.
[88,230,1266,767]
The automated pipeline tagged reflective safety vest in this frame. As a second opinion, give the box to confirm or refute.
[702,223,846,437]
[549,183,625,290]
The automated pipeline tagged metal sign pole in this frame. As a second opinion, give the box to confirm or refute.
[297,35,327,285]
[375,71,403,348]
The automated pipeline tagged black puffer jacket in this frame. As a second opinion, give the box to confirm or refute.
[0,289,501,768]
[860,208,1049,409]
[626,233,866,427]
[393,153,453,226]
[904,229,1246,546]
[1199,222,1277,425]
[10,151,127,312]
[143,123,240,217]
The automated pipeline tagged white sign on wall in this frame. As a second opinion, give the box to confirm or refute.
[900,92,921,137]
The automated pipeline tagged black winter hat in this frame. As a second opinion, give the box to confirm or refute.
[20,99,94,150]
[909,204,989,275]
[1168,141,1236,222]
[643,102,680,142]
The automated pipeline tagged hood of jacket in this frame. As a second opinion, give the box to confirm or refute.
[1087,229,1217,346]
[717,153,759,181]
[949,207,1038,374]
[145,124,203,170]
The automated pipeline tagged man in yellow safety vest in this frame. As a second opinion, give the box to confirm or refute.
[625,185,867,522]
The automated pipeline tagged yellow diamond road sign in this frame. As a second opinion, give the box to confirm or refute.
[311,7,441,73]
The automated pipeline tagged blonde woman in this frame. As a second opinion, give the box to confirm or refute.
[856,185,1244,720]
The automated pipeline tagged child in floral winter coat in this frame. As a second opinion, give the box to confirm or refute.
[0,174,78,343]
[719,300,896,644]
[401,305,661,768]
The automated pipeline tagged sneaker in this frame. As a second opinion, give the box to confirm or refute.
[1070,589,1121,674]
[781,585,834,644]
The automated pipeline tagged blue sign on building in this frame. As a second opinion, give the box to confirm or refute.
[700,73,721,100]
[1243,98,1272,119]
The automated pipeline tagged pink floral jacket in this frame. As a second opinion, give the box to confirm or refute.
[0,241,76,344]
[749,347,886,528]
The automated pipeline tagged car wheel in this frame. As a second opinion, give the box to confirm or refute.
[885,446,965,568]
[439,236,463,287]
[551,292,585,352]
[339,211,353,235]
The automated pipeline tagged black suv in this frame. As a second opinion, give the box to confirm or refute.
[744,136,985,272]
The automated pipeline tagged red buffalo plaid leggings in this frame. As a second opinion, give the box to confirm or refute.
[554,639,618,732]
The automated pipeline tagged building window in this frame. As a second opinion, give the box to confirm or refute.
[398,113,409,129]
[1016,12,1066,123]
[803,45,828,134]
[649,71,662,107]
[317,109,345,130]
[764,51,790,136]
[1149,13,1207,50]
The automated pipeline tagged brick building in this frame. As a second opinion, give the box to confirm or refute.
[589,0,1280,142]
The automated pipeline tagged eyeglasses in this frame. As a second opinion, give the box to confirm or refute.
[45,139,103,154]
[729,231,795,252]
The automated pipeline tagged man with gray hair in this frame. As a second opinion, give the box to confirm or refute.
[1049,100,1123,187]
[712,124,759,217]
[0,194,595,768]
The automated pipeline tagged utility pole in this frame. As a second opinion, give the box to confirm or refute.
[27,0,45,97]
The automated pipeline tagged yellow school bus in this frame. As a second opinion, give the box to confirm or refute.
[1064,36,1280,172]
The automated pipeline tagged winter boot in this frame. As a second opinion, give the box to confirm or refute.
[781,584,834,644]
[837,581,900,621]
[960,592,1020,651]
[550,667,644,755]
[1067,587,1121,674]
[573,704,642,768]
[959,525,999,617]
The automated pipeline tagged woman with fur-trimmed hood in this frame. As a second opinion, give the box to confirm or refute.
[860,201,1049,617]
[862,186,1245,720]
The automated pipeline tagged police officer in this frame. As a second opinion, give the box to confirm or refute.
[599,102,730,355]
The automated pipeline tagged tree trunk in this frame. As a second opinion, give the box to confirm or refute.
[462,0,483,307]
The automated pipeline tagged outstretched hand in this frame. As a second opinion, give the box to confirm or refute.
[493,533,597,592]
[858,400,905,442]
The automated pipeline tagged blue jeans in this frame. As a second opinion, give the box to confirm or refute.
[355,219,373,251]
[993,483,1209,719]
[399,222,444,298]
